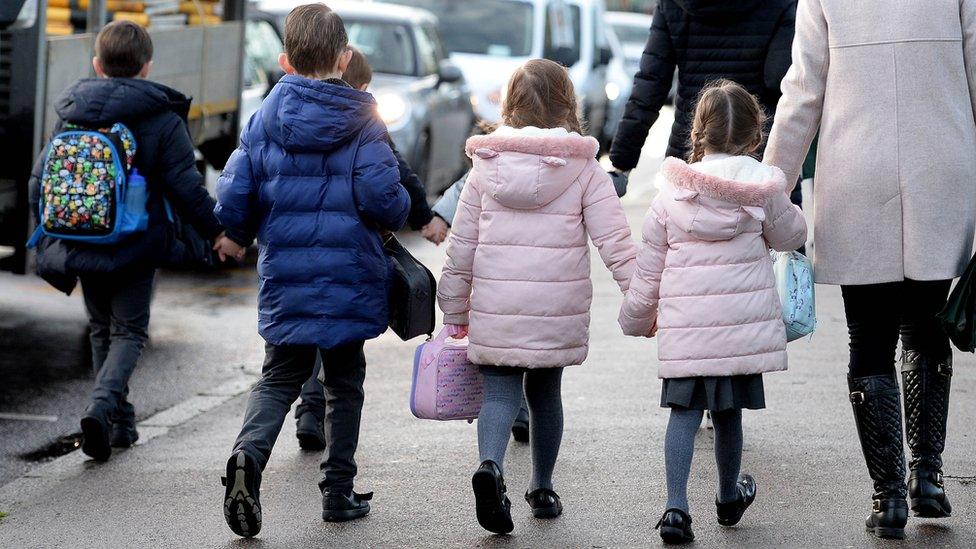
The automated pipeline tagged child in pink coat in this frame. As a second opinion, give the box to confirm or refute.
[618,80,807,544]
[438,59,637,534]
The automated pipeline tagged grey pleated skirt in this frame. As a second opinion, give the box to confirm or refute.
[660,374,765,411]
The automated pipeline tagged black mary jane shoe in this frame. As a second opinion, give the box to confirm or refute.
[222,450,263,538]
[511,419,530,443]
[656,508,694,544]
[322,489,373,522]
[472,460,514,534]
[525,488,562,519]
[716,473,757,526]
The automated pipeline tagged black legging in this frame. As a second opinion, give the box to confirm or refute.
[841,279,952,378]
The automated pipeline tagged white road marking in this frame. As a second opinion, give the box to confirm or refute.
[0,413,58,422]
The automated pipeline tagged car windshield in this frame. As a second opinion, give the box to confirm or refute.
[274,14,417,76]
[345,19,415,76]
[388,0,534,57]
[610,23,649,49]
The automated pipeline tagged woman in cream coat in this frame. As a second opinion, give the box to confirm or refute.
[764,0,976,540]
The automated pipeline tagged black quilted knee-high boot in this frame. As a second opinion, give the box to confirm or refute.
[848,374,908,540]
[901,350,953,518]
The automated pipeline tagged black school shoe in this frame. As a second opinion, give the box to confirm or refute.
[472,460,514,534]
[656,508,694,544]
[322,489,372,522]
[80,408,112,461]
[716,473,757,526]
[110,423,139,448]
[222,450,262,538]
[295,412,327,451]
[511,419,529,443]
[525,488,562,518]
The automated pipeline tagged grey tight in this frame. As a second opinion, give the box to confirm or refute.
[477,367,564,491]
[664,408,743,512]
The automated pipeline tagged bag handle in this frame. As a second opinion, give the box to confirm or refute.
[421,326,462,367]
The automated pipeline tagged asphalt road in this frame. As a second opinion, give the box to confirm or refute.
[2,111,975,546]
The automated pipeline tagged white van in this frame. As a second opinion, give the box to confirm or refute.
[383,0,612,141]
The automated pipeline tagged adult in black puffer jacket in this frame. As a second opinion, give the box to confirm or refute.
[610,0,796,169]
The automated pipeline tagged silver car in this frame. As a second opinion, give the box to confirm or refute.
[252,1,476,195]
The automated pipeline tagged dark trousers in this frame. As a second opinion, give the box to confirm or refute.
[233,341,366,492]
[841,279,952,377]
[296,354,326,420]
[80,270,155,424]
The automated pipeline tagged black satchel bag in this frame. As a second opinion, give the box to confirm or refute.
[937,252,976,352]
[384,234,436,341]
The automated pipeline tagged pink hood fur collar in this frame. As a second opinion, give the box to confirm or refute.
[661,157,786,207]
[465,132,599,159]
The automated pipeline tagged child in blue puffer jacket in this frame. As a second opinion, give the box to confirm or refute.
[213,3,410,538]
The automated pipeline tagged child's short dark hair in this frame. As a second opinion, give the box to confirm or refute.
[95,20,154,78]
[284,3,348,77]
[343,47,372,89]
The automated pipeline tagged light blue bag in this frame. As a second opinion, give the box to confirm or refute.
[771,250,816,341]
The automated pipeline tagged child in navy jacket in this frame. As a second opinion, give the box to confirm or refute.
[214,4,409,537]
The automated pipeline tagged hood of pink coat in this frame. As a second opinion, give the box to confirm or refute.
[659,157,786,242]
[464,132,599,209]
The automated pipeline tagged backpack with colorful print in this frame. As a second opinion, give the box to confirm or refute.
[27,122,149,247]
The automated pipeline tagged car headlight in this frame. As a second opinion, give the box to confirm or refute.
[377,93,409,127]
[605,82,621,102]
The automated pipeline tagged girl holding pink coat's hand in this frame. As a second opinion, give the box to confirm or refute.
[619,80,806,544]
[437,59,637,535]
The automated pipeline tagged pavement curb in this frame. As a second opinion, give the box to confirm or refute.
[0,373,258,507]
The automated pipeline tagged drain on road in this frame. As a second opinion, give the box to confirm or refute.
[21,433,83,462]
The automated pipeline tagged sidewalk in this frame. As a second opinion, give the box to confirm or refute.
[1,208,975,547]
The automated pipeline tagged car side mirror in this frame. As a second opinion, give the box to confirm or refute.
[596,46,613,68]
[437,61,463,86]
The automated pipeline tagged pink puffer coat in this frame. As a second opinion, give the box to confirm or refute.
[438,129,637,368]
[619,154,807,378]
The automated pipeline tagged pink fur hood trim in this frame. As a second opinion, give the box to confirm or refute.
[465,132,600,159]
[661,157,786,207]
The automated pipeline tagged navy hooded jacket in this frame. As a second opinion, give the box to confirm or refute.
[215,75,410,349]
[29,78,223,293]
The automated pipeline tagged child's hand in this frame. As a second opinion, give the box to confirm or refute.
[422,217,449,245]
[646,320,658,338]
[445,324,468,339]
[213,233,245,262]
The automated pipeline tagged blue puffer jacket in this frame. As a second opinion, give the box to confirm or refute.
[215,75,410,348]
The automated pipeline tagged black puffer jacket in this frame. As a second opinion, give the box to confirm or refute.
[610,0,796,170]
[30,78,222,292]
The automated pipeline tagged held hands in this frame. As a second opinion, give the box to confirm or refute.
[646,319,658,338]
[445,324,468,339]
[421,216,449,245]
[213,232,245,262]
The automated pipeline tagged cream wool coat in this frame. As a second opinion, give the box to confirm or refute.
[764,0,976,285]
[437,128,637,368]
[619,155,808,378]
